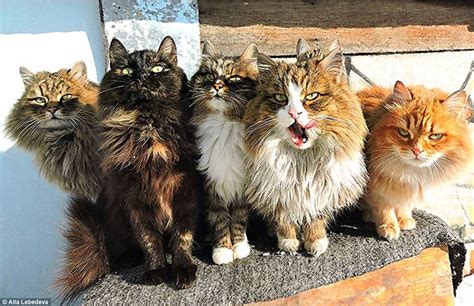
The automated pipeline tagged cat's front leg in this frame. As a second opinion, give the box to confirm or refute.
[128,212,168,285]
[371,205,400,240]
[169,188,198,289]
[230,200,251,260]
[303,217,328,257]
[395,205,416,231]
[207,194,233,265]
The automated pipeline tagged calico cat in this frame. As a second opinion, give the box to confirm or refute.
[244,41,367,255]
[358,82,473,240]
[190,41,258,265]
[57,37,200,300]
[5,62,102,199]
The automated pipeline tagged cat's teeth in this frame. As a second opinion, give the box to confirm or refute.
[212,247,234,265]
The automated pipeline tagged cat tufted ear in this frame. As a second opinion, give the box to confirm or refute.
[296,38,310,57]
[393,81,413,101]
[109,38,129,67]
[257,53,277,73]
[69,61,88,83]
[442,90,471,119]
[240,43,258,72]
[202,40,220,58]
[319,40,345,83]
[157,36,177,64]
[19,67,35,88]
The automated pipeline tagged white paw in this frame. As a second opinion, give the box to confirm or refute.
[233,240,251,260]
[277,234,300,253]
[304,237,329,257]
[212,247,234,265]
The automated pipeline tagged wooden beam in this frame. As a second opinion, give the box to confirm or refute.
[250,247,454,306]
[200,24,474,56]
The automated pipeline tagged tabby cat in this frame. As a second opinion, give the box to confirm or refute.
[5,62,102,199]
[190,41,258,264]
[358,81,473,240]
[57,37,200,300]
[244,40,367,256]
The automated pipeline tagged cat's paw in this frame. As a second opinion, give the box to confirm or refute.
[233,240,251,260]
[398,217,416,230]
[277,237,300,253]
[304,237,329,257]
[171,263,197,290]
[141,267,168,285]
[377,223,400,240]
[212,247,234,265]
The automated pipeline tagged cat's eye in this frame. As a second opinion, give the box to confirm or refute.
[151,66,164,73]
[274,94,288,103]
[228,75,242,82]
[61,94,73,102]
[429,133,444,140]
[397,128,410,138]
[122,68,133,75]
[305,92,319,101]
[31,97,46,105]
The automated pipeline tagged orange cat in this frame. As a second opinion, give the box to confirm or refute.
[358,81,473,240]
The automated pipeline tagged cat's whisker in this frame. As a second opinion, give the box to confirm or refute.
[98,85,125,95]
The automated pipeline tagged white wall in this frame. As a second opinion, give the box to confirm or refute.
[0,0,105,300]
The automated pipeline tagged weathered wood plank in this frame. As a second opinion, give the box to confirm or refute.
[250,247,454,306]
[200,24,474,56]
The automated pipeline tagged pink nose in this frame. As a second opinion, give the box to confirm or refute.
[288,108,301,119]
[411,146,422,156]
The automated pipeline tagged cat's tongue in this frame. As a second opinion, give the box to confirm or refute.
[288,122,307,146]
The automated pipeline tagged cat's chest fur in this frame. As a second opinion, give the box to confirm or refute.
[195,112,246,203]
[247,138,367,224]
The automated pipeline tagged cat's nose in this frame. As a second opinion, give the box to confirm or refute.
[213,79,225,91]
[288,108,302,119]
[46,106,58,114]
[411,146,423,156]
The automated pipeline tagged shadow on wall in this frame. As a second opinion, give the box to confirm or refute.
[0,147,66,298]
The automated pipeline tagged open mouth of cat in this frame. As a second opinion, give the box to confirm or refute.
[287,121,308,146]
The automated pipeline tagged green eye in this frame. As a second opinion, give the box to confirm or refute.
[151,66,164,73]
[61,94,73,102]
[122,67,133,75]
[228,75,242,82]
[274,94,288,103]
[429,133,444,140]
[305,92,319,101]
[32,97,46,105]
[397,128,410,138]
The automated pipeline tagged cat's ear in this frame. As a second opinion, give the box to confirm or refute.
[296,38,310,57]
[393,81,413,101]
[109,38,129,67]
[202,40,220,58]
[19,67,35,88]
[257,53,277,73]
[240,43,258,72]
[69,61,88,83]
[158,36,177,65]
[442,90,471,119]
[319,40,345,83]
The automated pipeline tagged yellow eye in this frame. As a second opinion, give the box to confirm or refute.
[397,128,410,138]
[151,66,164,73]
[122,67,133,75]
[274,94,288,103]
[32,97,46,105]
[61,94,73,102]
[305,92,319,101]
[228,75,242,82]
[429,133,444,140]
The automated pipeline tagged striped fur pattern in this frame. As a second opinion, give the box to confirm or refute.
[244,41,367,255]
[5,62,102,199]
[190,41,258,264]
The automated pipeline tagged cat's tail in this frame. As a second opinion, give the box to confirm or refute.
[55,197,110,302]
